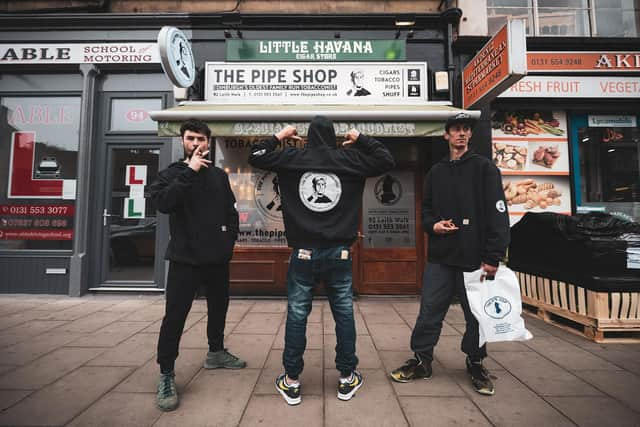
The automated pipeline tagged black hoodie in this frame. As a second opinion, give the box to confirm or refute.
[248,116,395,248]
[423,150,510,270]
[149,162,239,265]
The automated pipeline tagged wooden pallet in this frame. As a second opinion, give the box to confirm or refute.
[516,271,640,343]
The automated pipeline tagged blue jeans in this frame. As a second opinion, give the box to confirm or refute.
[283,246,358,378]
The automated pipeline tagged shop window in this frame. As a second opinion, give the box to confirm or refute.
[488,0,639,37]
[214,136,289,247]
[109,98,161,132]
[577,117,640,221]
[0,96,81,250]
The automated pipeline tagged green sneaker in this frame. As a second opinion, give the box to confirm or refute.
[203,349,247,369]
[156,372,178,411]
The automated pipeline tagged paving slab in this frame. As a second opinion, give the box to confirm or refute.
[400,396,492,427]
[0,319,67,348]
[2,330,84,365]
[0,310,55,331]
[86,332,159,367]
[102,298,158,313]
[54,310,128,333]
[572,369,640,413]
[153,368,260,427]
[142,310,204,335]
[358,302,406,324]
[490,351,604,396]
[0,346,105,389]
[0,389,32,411]
[120,304,166,322]
[239,394,323,427]
[234,312,284,335]
[69,320,154,347]
[546,396,640,427]
[37,302,116,321]
[223,333,274,369]
[432,336,504,371]
[449,369,575,427]
[367,321,412,351]
[0,366,133,427]
[324,368,408,427]
[585,348,640,375]
[248,300,287,313]
[67,391,161,427]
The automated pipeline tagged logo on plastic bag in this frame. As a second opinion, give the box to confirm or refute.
[483,296,512,319]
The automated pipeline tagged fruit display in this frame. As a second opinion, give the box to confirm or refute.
[493,143,527,170]
[503,179,562,210]
[531,145,561,168]
[492,111,564,137]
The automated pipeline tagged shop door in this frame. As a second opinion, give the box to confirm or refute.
[355,143,423,294]
[96,145,164,288]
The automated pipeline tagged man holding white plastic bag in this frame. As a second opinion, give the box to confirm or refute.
[390,113,510,396]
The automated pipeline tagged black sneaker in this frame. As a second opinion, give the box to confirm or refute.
[390,358,432,383]
[466,356,495,396]
[275,373,301,405]
[337,370,364,401]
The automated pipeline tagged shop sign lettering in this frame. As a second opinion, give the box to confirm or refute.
[7,104,73,126]
[226,40,405,61]
[0,43,160,64]
[500,76,640,98]
[527,51,640,72]
[230,122,416,137]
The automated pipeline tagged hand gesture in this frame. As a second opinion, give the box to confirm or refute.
[480,263,498,281]
[342,129,360,147]
[433,219,459,235]
[276,125,302,142]
[187,147,211,172]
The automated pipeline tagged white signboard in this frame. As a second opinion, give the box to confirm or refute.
[125,165,147,186]
[588,115,637,128]
[205,62,428,104]
[0,43,160,64]
[123,198,146,219]
[500,76,640,98]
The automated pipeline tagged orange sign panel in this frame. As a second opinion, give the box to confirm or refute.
[527,52,640,72]
[462,20,526,109]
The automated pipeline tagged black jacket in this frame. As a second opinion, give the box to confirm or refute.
[248,116,395,248]
[149,162,239,265]
[423,150,510,270]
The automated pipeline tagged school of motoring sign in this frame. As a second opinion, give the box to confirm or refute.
[226,40,406,61]
[0,43,160,64]
[204,62,428,104]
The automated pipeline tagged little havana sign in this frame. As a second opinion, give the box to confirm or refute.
[226,40,405,61]
[205,62,428,104]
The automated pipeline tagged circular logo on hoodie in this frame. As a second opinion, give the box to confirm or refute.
[255,171,283,221]
[299,172,341,212]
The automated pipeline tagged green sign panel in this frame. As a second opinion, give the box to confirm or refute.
[226,40,406,61]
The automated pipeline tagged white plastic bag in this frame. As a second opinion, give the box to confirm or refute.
[463,266,533,347]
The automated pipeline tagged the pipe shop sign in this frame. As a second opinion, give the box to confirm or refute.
[462,19,527,109]
[205,62,428,104]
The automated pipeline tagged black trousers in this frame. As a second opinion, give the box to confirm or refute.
[157,261,230,369]
[410,262,487,362]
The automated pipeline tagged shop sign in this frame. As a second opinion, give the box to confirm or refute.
[0,43,159,64]
[588,115,637,128]
[500,76,640,98]
[0,204,74,241]
[462,19,527,109]
[160,120,444,138]
[225,40,406,61]
[8,131,76,199]
[527,51,640,73]
[123,198,145,219]
[204,62,427,104]
[125,165,147,186]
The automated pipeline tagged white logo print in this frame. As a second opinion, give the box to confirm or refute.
[299,172,341,212]
[496,200,506,213]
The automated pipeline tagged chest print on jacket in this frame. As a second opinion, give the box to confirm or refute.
[298,172,342,212]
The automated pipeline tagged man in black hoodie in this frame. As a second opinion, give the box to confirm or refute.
[150,119,246,412]
[390,113,510,396]
[248,116,395,405]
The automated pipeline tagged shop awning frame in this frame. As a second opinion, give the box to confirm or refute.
[150,102,481,137]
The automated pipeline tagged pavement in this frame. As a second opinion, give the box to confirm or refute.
[0,294,639,427]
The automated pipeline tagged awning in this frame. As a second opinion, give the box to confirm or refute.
[149,103,481,137]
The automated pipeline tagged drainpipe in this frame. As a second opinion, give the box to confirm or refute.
[69,64,100,297]
[440,7,463,106]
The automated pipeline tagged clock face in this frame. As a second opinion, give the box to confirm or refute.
[158,26,196,88]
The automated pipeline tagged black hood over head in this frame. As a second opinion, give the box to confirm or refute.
[307,115,337,149]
